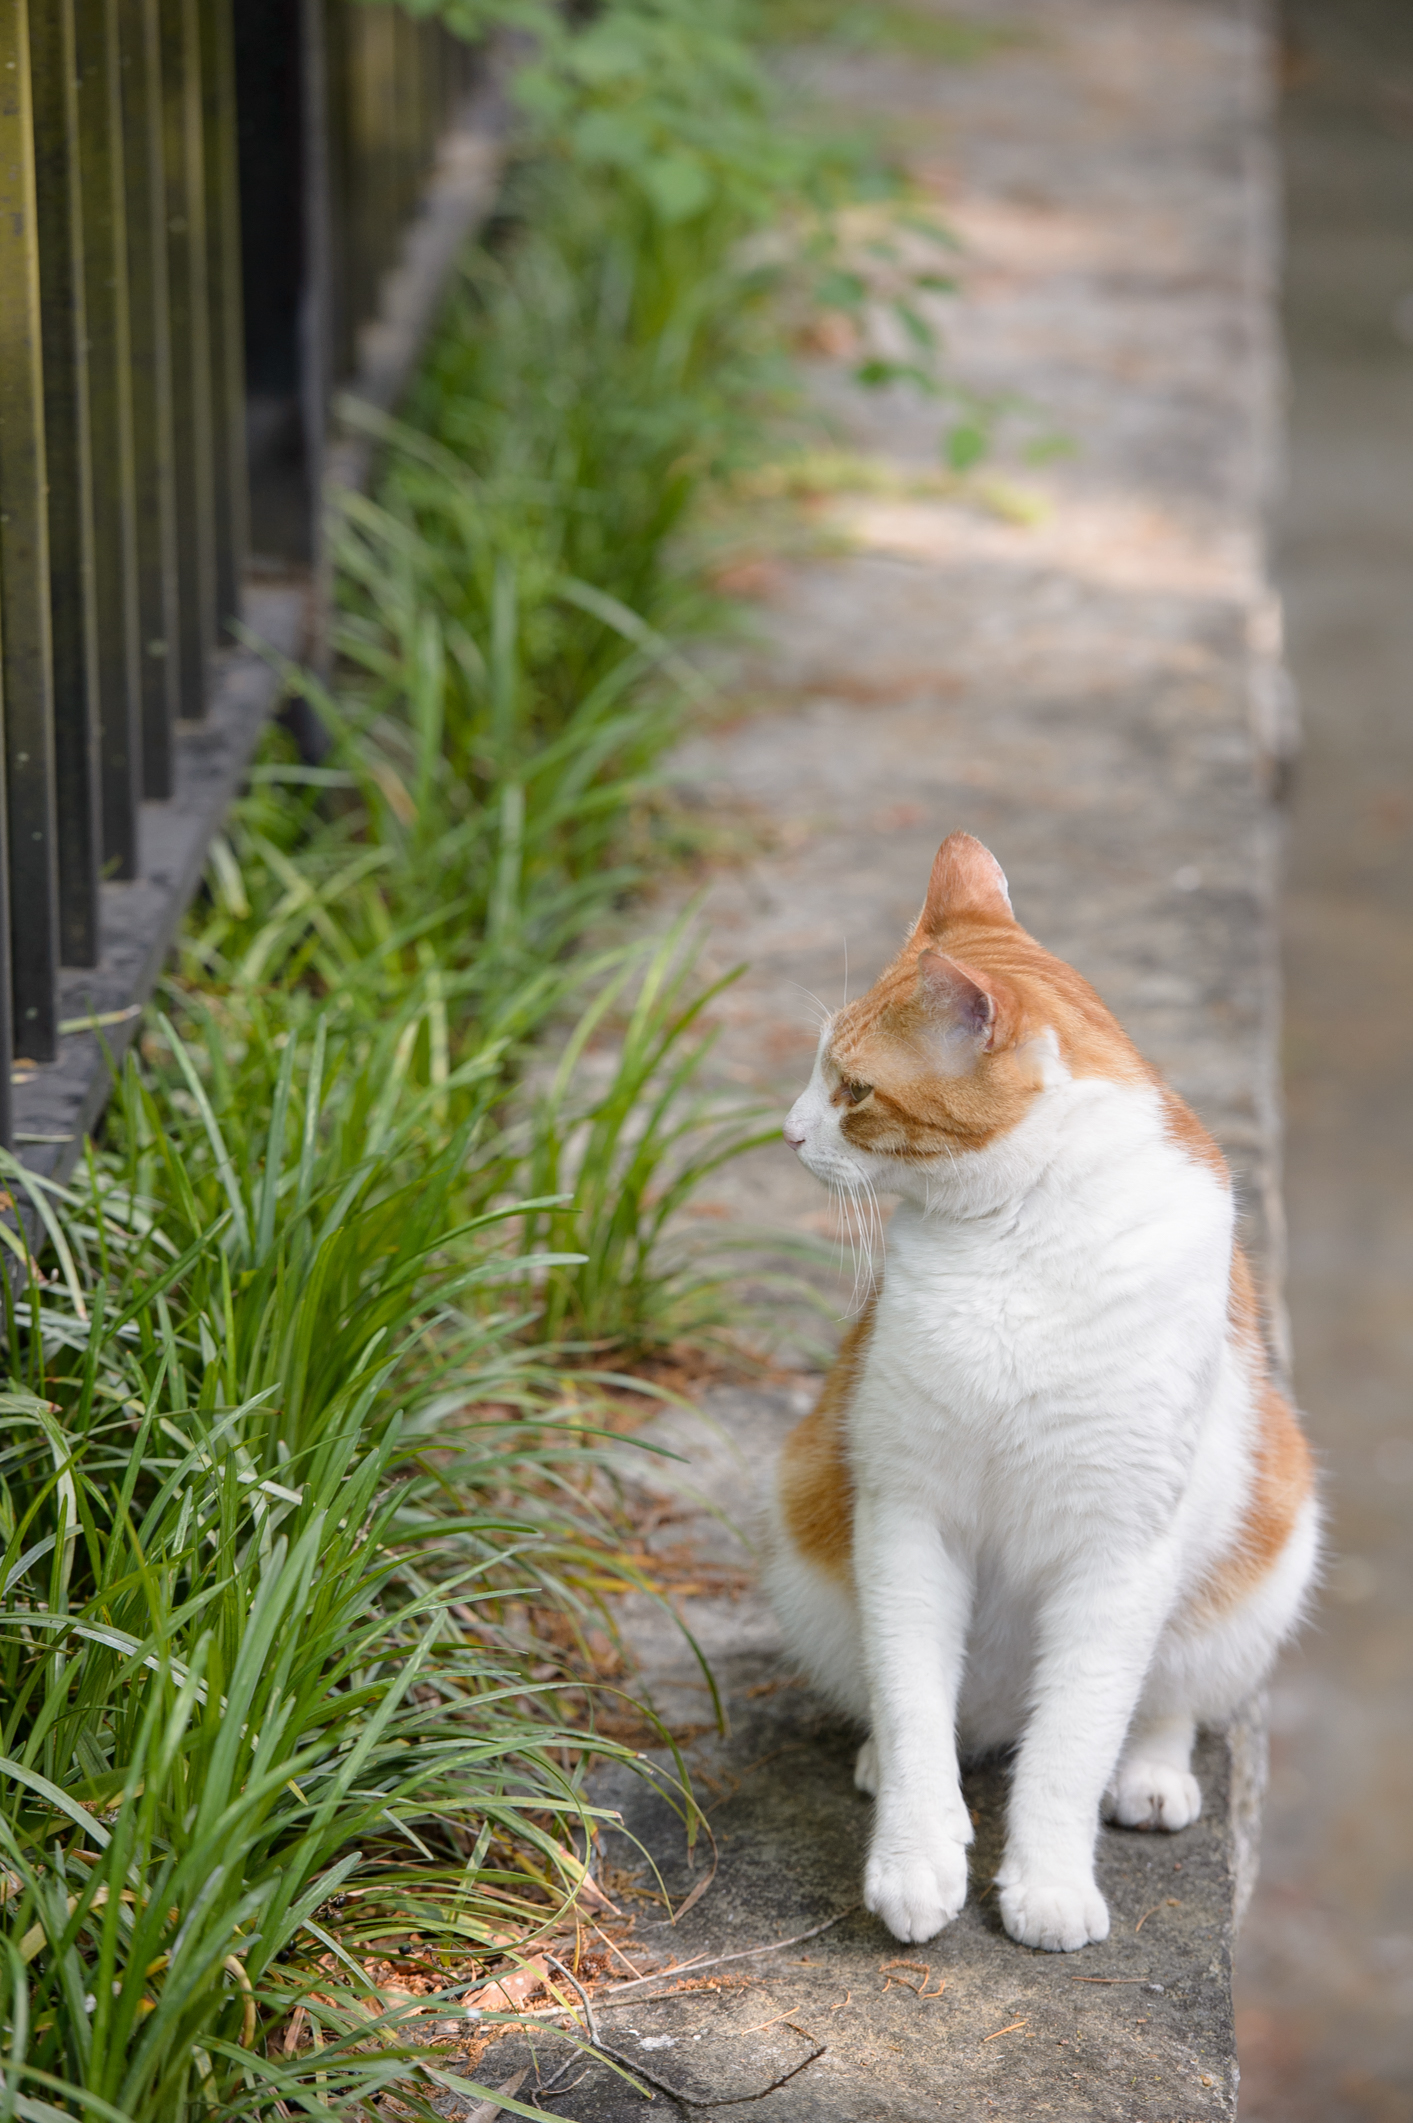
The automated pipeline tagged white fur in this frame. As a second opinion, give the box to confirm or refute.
[765,1039,1317,1953]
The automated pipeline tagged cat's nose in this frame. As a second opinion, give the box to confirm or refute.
[783,1120,806,1151]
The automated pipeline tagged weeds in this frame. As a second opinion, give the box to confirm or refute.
[518,920,780,1354]
[0,1061,684,2119]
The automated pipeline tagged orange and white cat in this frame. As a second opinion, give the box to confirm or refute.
[764,832,1317,1953]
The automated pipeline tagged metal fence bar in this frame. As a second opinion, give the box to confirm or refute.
[299,0,334,681]
[5,0,494,1155]
[395,11,419,230]
[200,0,245,638]
[322,0,354,384]
[342,6,375,356]
[77,0,144,880]
[367,10,398,312]
[120,0,181,801]
[160,0,216,716]
[0,0,60,1064]
[32,0,103,967]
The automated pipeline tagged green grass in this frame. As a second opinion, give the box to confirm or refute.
[517,917,780,1353]
[0,1041,692,2120]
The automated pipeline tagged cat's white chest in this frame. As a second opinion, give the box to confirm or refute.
[849,1103,1231,1552]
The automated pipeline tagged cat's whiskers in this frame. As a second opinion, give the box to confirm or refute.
[788,982,834,1035]
[860,1170,885,1298]
[830,1174,865,1297]
[834,1168,882,1312]
[850,1178,873,1308]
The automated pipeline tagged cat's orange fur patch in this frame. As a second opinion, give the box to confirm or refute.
[1157,1082,1231,1188]
[1191,1248,1313,1619]
[778,1299,874,1579]
[1191,1380,1313,1619]
[1226,1241,1262,1348]
[824,833,1150,1162]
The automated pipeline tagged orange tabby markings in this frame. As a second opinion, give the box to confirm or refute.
[1194,1378,1314,1618]
[778,1299,874,1579]
[1185,1243,1314,1617]
[821,833,1152,1164]
[1226,1241,1262,1347]
[1156,1081,1231,1186]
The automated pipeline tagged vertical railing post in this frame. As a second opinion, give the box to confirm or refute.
[323,0,353,384]
[344,6,374,340]
[119,0,181,801]
[199,0,246,639]
[394,9,415,227]
[32,0,104,966]
[159,0,215,717]
[0,0,61,1062]
[300,0,332,683]
[76,0,143,881]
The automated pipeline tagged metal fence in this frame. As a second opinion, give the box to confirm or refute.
[0,0,481,1153]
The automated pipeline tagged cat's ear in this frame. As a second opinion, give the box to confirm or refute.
[922,832,1013,931]
[915,951,1008,1065]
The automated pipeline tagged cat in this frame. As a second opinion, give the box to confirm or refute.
[763,831,1317,1953]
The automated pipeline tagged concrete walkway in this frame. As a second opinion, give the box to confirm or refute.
[470,4,1288,2114]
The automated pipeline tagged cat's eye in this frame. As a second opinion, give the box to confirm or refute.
[843,1078,873,1105]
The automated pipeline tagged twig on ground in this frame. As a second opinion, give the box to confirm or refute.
[671,1834,719,1925]
[982,2018,1029,2042]
[732,2005,810,2038]
[537,1955,601,2093]
[577,2024,828,2111]
[543,1956,601,2047]
[602,1906,855,2000]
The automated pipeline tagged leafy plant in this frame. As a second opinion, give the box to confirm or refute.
[0,1014,696,2119]
[518,921,778,1355]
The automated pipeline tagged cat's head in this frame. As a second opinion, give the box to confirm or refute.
[783,831,1142,1200]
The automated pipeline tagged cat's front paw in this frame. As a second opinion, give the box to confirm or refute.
[854,1737,879,1797]
[1103,1762,1202,1832]
[864,1827,969,1943]
[997,1867,1109,1953]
